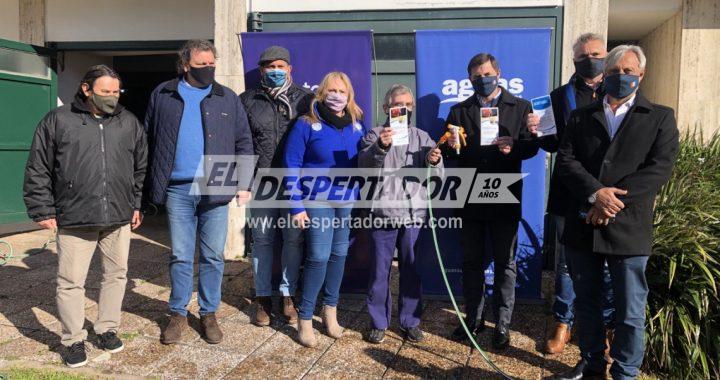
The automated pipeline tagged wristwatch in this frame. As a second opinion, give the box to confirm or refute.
[588,191,598,204]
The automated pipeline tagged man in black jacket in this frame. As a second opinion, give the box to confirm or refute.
[527,33,616,356]
[443,53,539,350]
[240,46,312,327]
[554,45,679,380]
[23,65,147,368]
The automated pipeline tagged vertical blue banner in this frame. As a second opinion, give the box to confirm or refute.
[415,28,552,299]
[240,31,374,293]
[240,31,374,129]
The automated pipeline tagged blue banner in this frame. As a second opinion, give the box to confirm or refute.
[240,30,375,294]
[240,31,374,129]
[415,28,552,299]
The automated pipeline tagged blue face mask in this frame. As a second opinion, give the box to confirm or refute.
[472,75,499,97]
[263,69,287,88]
[604,73,639,99]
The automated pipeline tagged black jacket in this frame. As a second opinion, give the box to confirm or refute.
[538,75,605,216]
[557,93,679,255]
[240,84,313,168]
[23,96,147,228]
[143,77,254,205]
[442,87,539,220]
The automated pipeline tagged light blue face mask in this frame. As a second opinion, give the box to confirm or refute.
[263,69,287,88]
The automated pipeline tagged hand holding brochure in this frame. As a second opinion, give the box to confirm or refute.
[389,106,409,146]
[480,107,499,146]
[530,95,557,137]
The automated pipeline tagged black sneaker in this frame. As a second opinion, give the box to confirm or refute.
[367,328,385,344]
[64,341,88,368]
[97,330,124,353]
[402,326,425,343]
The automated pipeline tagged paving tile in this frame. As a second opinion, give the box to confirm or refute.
[199,313,275,355]
[151,344,246,379]
[223,320,336,379]
[312,315,402,377]
[384,344,466,379]
[0,324,63,364]
[93,336,180,376]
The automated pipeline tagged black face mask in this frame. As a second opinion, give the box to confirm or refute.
[574,57,605,80]
[187,66,215,87]
[472,76,498,97]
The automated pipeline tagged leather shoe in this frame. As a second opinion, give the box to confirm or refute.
[546,322,572,354]
[553,360,606,380]
[492,323,510,349]
[451,319,485,342]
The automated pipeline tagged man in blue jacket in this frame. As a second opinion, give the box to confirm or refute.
[144,40,253,345]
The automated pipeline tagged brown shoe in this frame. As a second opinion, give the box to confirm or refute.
[282,296,299,325]
[604,329,615,363]
[252,296,272,326]
[545,322,571,354]
[201,312,223,344]
[161,312,187,345]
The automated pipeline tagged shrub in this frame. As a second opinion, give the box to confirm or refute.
[646,132,720,378]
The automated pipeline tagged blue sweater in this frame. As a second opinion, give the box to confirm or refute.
[283,115,366,214]
[171,79,211,180]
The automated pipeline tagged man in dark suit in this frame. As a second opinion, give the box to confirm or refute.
[527,33,616,356]
[443,53,539,349]
[554,45,679,380]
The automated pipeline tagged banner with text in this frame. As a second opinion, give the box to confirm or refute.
[415,28,552,299]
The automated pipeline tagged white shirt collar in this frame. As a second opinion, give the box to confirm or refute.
[602,93,636,115]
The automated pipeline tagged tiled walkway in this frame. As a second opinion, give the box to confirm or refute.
[0,215,580,379]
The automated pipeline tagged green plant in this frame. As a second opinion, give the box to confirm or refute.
[1,366,90,380]
[646,131,720,379]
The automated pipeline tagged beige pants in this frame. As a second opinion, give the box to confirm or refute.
[56,224,131,346]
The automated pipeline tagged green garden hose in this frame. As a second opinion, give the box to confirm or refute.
[426,165,515,380]
[0,240,13,266]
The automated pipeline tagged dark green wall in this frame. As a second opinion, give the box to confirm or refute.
[257,7,564,123]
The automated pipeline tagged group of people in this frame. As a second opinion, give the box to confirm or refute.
[22,33,678,380]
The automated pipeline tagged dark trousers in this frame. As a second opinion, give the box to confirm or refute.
[550,215,615,328]
[366,225,423,330]
[567,247,649,380]
[460,218,518,327]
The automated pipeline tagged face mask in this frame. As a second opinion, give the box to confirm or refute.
[472,76,498,97]
[187,65,215,87]
[574,57,605,79]
[91,93,119,115]
[263,69,287,88]
[324,92,348,112]
[604,73,640,99]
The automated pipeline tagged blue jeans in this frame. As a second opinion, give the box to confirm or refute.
[552,215,615,327]
[567,246,649,380]
[298,205,352,321]
[165,182,229,316]
[250,208,303,297]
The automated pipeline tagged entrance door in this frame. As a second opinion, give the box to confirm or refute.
[0,39,57,232]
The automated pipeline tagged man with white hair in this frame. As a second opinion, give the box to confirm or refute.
[554,45,679,380]
[527,33,616,356]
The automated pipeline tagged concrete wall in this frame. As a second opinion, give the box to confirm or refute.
[0,0,20,41]
[677,0,720,136]
[640,0,720,136]
[639,12,682,114]
[560,0,609,83]
[56,52,113,105]
[46,0,213,42]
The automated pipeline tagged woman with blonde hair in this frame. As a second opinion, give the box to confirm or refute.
[284,71,366,347]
